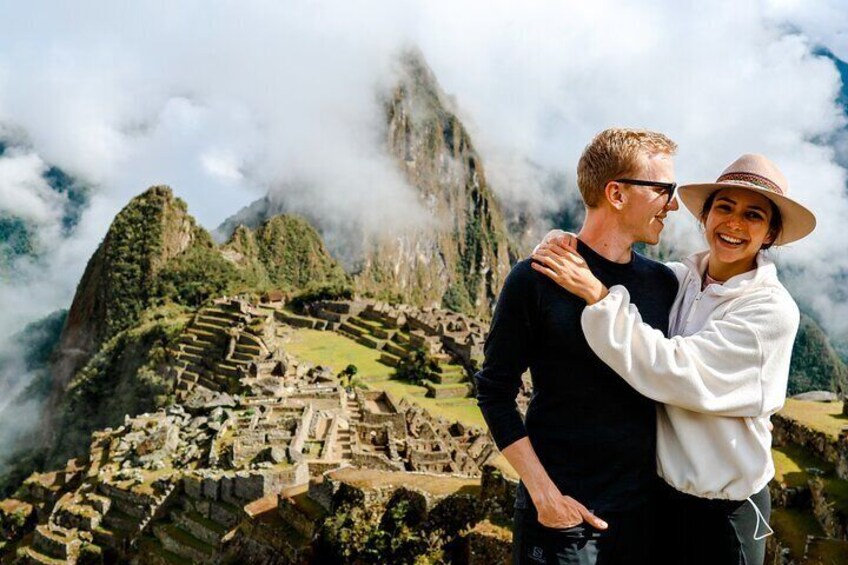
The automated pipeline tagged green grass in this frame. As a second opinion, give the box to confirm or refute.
[283,327,520,477]
[772,444,833,488]
[779,399,848,440]
[772,444,848,521]
[804,537,848,564]
[770,507,824,560]
[284,328,485,428]
[285,328,393,380]
[823,477,848,516]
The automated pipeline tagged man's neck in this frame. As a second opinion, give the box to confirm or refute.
[577,210,635,264]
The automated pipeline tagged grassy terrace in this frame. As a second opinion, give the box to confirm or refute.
[283,328,485,427]
[771,443,848,514]
[772,444,834,488]
[282,327,515,477]
[779,399,847,440]
[328,467,480,497]
[771,507,824,561]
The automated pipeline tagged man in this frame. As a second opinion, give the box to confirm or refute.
[475,128,680,564]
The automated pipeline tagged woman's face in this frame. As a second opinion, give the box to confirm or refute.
[704,187,775,269]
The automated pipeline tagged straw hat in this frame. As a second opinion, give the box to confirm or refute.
[677,154,816,245]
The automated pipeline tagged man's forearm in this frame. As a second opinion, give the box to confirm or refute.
[501,437,560,506]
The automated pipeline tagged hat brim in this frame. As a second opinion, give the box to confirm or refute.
[677,182,816,246]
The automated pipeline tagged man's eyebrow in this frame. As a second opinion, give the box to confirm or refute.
[715,196,736,205]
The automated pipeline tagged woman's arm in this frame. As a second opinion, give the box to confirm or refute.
[531,238,609,305]
[580,286,799,417]
[530,242,798,417]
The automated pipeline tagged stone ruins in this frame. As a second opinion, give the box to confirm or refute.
[2,297,509,564]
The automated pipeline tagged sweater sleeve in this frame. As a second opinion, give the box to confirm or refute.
[581,285,799,417]
[474,263,535,450]
[664,261,689,285]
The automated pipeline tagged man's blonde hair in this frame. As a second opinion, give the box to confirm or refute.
[577,128,678,208]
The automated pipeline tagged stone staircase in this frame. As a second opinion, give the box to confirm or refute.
[17,524,83,564]
[335,395,363,460]
[14,486,119,563]
[91,479,177,556]
[139,492,242,564]
[277,490,326,544]
[173,301,271,399]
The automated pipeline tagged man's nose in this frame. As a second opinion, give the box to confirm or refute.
[665,197,680,212]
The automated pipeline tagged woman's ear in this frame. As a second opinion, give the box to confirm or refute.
[605,181,626,210]
[764,231,776,246]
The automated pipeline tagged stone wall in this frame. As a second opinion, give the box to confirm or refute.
[810,477,848,540]
[772,414,842,469]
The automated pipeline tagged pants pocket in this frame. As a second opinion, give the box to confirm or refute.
[515,522,595,565]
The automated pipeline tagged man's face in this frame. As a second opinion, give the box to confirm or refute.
[617,153,678,245]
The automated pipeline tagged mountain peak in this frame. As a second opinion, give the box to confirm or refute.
[51,184,205,391]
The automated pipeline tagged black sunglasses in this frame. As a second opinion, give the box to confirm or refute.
[614,178,678,204]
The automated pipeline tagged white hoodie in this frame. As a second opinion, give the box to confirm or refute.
[581,250,800,500]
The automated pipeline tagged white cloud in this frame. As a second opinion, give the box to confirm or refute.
[0,0,844,342]
[0,149,65,224]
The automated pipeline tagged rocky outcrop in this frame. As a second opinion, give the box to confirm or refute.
[221,214,347,292]
[354,49,511,317]
[214,50,512,319]
[50,186,207,395]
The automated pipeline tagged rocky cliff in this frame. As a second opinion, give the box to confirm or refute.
[50,186,206,395]
[215,50,512,318]
[352,50,511,318]
[221,215,348,293]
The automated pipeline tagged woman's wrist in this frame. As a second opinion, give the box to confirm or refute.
[582,281,609,305]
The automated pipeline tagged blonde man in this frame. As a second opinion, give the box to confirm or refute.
[476,128,680,564]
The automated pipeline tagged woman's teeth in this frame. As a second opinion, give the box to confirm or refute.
[718,234,744,245]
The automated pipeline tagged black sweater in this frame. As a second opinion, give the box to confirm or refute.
[475,241,678,514]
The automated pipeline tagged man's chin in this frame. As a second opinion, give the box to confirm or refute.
[636,234,661,246]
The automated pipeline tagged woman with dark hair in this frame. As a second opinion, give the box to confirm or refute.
[531,154,816,564]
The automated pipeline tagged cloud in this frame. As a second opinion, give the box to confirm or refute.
[765,0,848,60]
[0,148,66,225]
[0,0,845,343]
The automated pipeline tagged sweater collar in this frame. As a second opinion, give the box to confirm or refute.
[682,250,778,296]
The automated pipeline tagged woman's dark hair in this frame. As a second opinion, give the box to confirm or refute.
[700,189,783,250]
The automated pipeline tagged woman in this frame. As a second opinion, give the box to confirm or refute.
[530,154,816,564]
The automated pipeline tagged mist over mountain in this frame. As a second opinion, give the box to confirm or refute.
[217,51,512,318]
[0,140,88,276]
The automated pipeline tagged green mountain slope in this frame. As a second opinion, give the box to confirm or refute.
[789,313,848,396]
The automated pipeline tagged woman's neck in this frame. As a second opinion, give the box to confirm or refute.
[706,255,758,282]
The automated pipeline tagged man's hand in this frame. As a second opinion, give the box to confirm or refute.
[501,438,608,532]
[534,491,608,530]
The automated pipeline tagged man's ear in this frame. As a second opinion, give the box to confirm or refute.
[605,181,626,210]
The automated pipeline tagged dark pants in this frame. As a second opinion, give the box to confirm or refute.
[512,503,655,565]
[654,482,771,565]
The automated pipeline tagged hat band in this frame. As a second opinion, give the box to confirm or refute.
[715,172,784,195]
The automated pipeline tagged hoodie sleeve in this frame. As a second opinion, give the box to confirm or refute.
[581,285,799,417]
